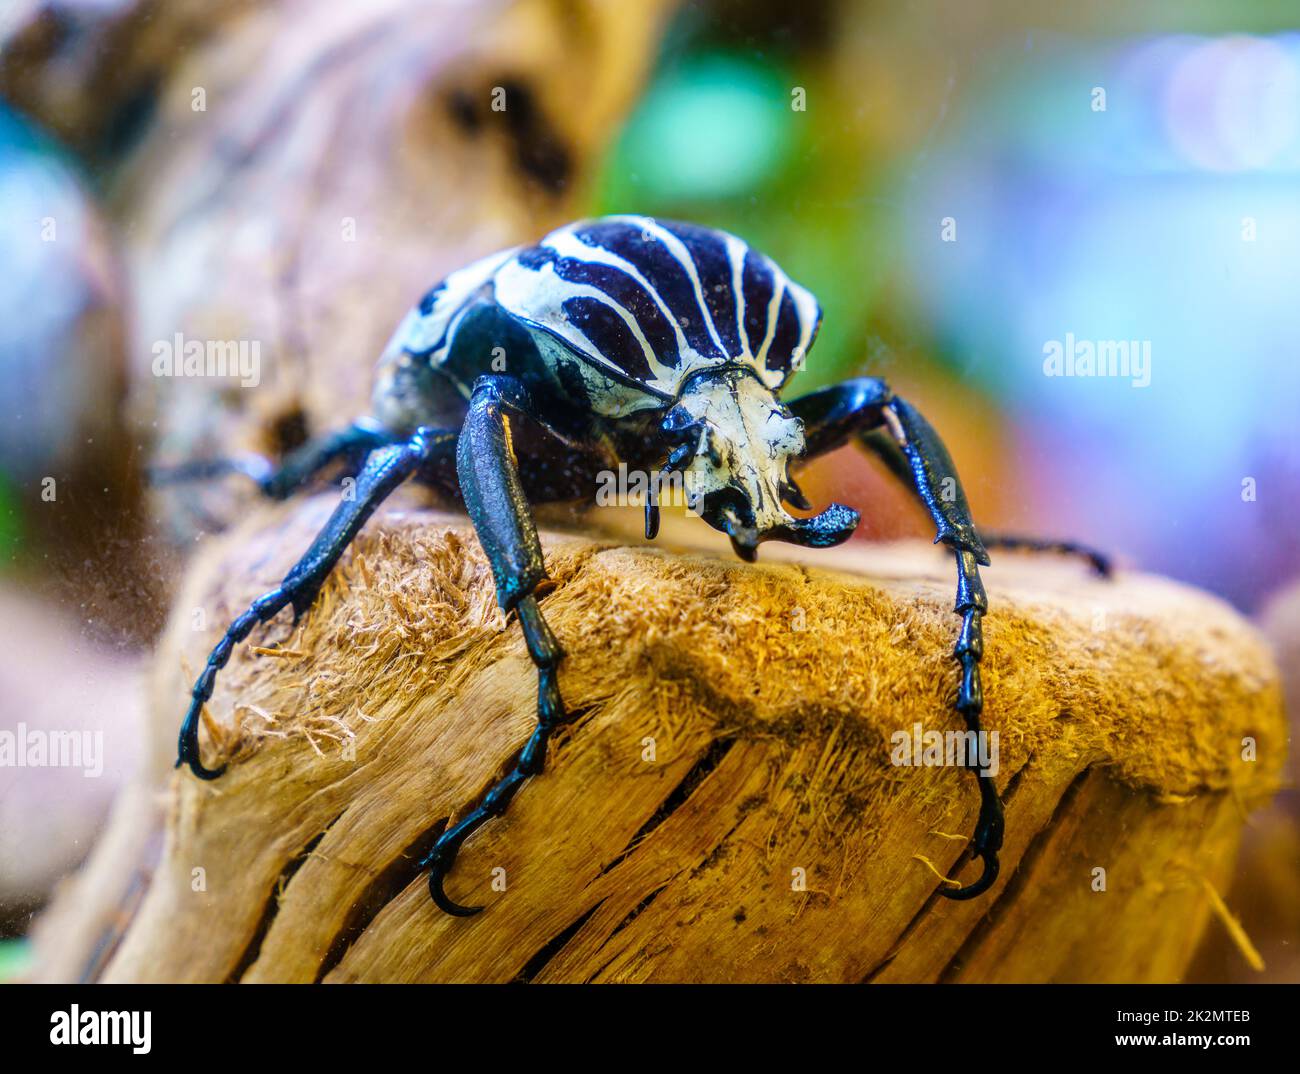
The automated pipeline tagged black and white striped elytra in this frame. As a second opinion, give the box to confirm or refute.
[380,214,822,416]
[164,213,1112,923]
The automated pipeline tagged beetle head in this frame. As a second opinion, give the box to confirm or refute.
[663,367,859,561]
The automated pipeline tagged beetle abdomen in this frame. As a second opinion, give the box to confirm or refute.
[493,215,822,404]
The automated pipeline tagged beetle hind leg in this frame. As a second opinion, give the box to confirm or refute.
[854,428,1112,578]
[176,429,450,779]
[977,530,1111,578]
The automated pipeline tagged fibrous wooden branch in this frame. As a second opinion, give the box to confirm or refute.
[31,502,1285,983]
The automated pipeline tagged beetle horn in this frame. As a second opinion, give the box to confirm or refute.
[724,501,859,555]
[765,502,859,548]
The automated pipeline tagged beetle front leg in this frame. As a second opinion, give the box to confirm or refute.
[789,379,1002,898]
[421,374,575,917]
[944,548,1002,899]
[876,393,1004,899]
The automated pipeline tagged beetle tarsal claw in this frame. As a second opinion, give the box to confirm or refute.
[427,867,484,917]
[938,849,1000,901]
[420,819,485,917]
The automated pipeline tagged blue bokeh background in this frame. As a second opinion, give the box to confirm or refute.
[593,8,1300,610]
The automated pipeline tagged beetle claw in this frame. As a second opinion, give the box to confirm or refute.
[421,819,484,917]
[427,864,484,917]
[175,752,227,781]
[176,706,227,780]
[178,756,227,781]
[938,849,1000,901]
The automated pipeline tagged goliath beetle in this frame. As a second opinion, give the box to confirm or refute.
[161,215,1108,915]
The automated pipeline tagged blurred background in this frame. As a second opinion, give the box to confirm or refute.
[0,0,1296,981]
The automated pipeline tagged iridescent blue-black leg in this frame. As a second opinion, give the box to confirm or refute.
[421,374,578,917]
[176,427,453,779]
[150,420,394,501]
[855,428,1111,577]
[976,530,1110,577]
[789,378,1001,899]
[421,595,564,916]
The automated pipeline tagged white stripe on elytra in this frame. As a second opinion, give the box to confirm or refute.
[398,246,518,357]
[607,215,729,361]
[494,252,664,380]
[788,282,819,368]
[544,227,685,379]
[755,268,787,366]
[723,233,751,358]
[540,273,662,377]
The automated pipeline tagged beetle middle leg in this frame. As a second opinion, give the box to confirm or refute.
[176,427,454,778]
[789,378,1004,899]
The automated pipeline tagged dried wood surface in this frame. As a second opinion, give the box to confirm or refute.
[3,0,678,536]
[30,503,1285,983]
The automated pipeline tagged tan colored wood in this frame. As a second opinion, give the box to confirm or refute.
[30,502,1283,983]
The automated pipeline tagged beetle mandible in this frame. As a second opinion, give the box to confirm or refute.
[161,215,1109,914]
